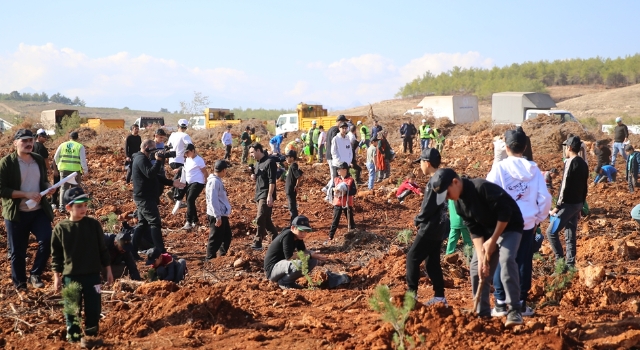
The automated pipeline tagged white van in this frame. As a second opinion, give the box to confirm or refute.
[275,113,299,135]
[189,116,206,130]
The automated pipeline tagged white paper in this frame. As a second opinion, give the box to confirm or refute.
[25,172,78,209]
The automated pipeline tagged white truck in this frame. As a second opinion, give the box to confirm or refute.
[491,92,577,124]
[404,95,479,124]
[41,109,79,134]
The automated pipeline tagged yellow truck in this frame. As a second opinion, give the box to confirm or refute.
[190,108,242,129]
[81,118,125,130]
[275,103,367,135]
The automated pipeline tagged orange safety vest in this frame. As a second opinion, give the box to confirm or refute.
[332,176,355,207]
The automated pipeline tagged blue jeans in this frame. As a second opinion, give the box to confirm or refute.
[420,138,430,150]
[546,202,582,266]
[366,162,376,189]
[612,142,627,166]
[268,257,318,285]
[493,228,534,303]
[6,209,53,287]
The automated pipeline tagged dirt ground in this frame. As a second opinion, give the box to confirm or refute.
[2,99,640,349]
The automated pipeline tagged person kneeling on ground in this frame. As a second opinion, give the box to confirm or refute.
[146,248,187,283]
[263,215,327,289]
[103,228,141,281]
[51,187,112,346]
[327,162,357,243]
[430,168,525,327]
[395,172,423,203]
[595,164,617,183]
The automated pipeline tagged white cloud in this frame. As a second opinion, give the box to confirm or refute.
[325,54,396,83]
[285,81,309,96]
[399,52,494,82]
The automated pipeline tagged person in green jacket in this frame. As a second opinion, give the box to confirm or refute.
[1,129,56,291]
[357,121,370,150]
[52,186,112,346]
[445,199,472,255]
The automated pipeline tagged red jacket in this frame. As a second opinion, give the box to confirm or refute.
[333,176,356,207]
[396,179,422,197]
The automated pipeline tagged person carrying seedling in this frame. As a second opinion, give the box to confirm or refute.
[405,148,449,306]
[51,187,112,347]
[395,172,423,204]
[264,215,327,289]
[486,129,551,317]
[445,200,472,255]
[285,150,304,224]
[625,144,640,192]
[205,160,233,260]
[146,247,187,283]
[327,162,357,243]
[430,168,525,327]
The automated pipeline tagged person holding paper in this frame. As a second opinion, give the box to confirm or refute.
[0,129,55,291]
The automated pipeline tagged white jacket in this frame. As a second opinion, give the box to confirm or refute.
[206,174,232,219]
[486,156,551,230]
[221,131,233,146]
[331,133,353,167]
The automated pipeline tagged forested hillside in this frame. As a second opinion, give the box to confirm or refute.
[397,54,640,99]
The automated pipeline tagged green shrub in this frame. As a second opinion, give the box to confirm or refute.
[396,229,413,245]
[55,111,81,136]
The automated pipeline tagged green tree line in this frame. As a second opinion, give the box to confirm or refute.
[397,54,640,99]
[0,91,86,107]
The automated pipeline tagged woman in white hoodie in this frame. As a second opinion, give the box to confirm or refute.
[486,129,552,318]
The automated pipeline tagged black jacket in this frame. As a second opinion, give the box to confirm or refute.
[557,156,589,206]
[414,182,449,241]
[614,124,629,142]
[131,152,173,202]
[454,178,524,240]
[325,126,339,160]
[104,233,141,280]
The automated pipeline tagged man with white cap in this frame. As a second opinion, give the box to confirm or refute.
[418,119,431,150]
[167,118,193,200]
[612,117,629,166]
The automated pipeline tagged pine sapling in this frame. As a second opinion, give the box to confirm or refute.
[61,281,82,340]
[369,285,418,350]
[295,251,320,289]
[396,229,413,245]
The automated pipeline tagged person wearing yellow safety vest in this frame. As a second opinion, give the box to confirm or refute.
[357,121,370,149]
[53,131,88,212]
[433,128,445,153]
[285,138,301,154]
[308,121,319,163]
[419,119,431,150]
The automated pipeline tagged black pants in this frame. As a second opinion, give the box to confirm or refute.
[132,199,164,256]
[206,215,231,259]
[170,162,185,200]
[224,145,232,160]
[351,162,362,182]
[287,194,298,224]
[255,199,277,243]
[185,182,205,224]
[63,274,102,340]
[403,137,414,154]
[125,162,133,184]
[328,206,355,239]
[406,234,445,297]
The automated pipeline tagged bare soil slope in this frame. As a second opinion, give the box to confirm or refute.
[557,84,640,122]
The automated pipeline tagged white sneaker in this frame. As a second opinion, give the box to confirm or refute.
[182,222,193,230]
[172,201,182,215]
[424,297,448,307]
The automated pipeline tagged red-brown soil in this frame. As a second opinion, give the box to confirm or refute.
[1,114,639,349]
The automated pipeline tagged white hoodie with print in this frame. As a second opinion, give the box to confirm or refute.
[486,156,552,230]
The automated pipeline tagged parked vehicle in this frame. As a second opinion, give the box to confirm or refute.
[492,92,570,124]
[275,103,367,135]
[134,117,165,130]
[41,109,79,134]
[190,108,241,129]
[405,95,479,124]
[81,118,125,130]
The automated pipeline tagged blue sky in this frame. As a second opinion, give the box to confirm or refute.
[0,0,638,112]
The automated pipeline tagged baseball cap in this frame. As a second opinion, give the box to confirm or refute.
[419,148,441,167]
[291,215,312,231]
[36,128,48,137]
[178,118,189,127]
[115,231,133,252]
[70,131,79,140]
[63,187,90,205]
[312,120,317,124]
[185,143,195,152]
[336,115,348,122]
[14,129,34,140]
[357,121,362,125]
[295,138,301,143]
[145,247,162,265]
[422,119,427,123]
[616,117,622,123]
[338,162,350,170]
[214,159,230,171]
[566,135,582,152]
[429,168,459,205]
[285,149,297,158]
[339,122,349,128]
[504,129,527,150]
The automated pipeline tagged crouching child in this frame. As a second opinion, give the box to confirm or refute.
[263,215,327,289]
[328,162,357,243]
[430,168,525,327]
[396,172,423,203]
[51,187,113,346]
[146,248,187,283]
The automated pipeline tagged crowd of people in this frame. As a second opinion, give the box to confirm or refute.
[2,114,639,344]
